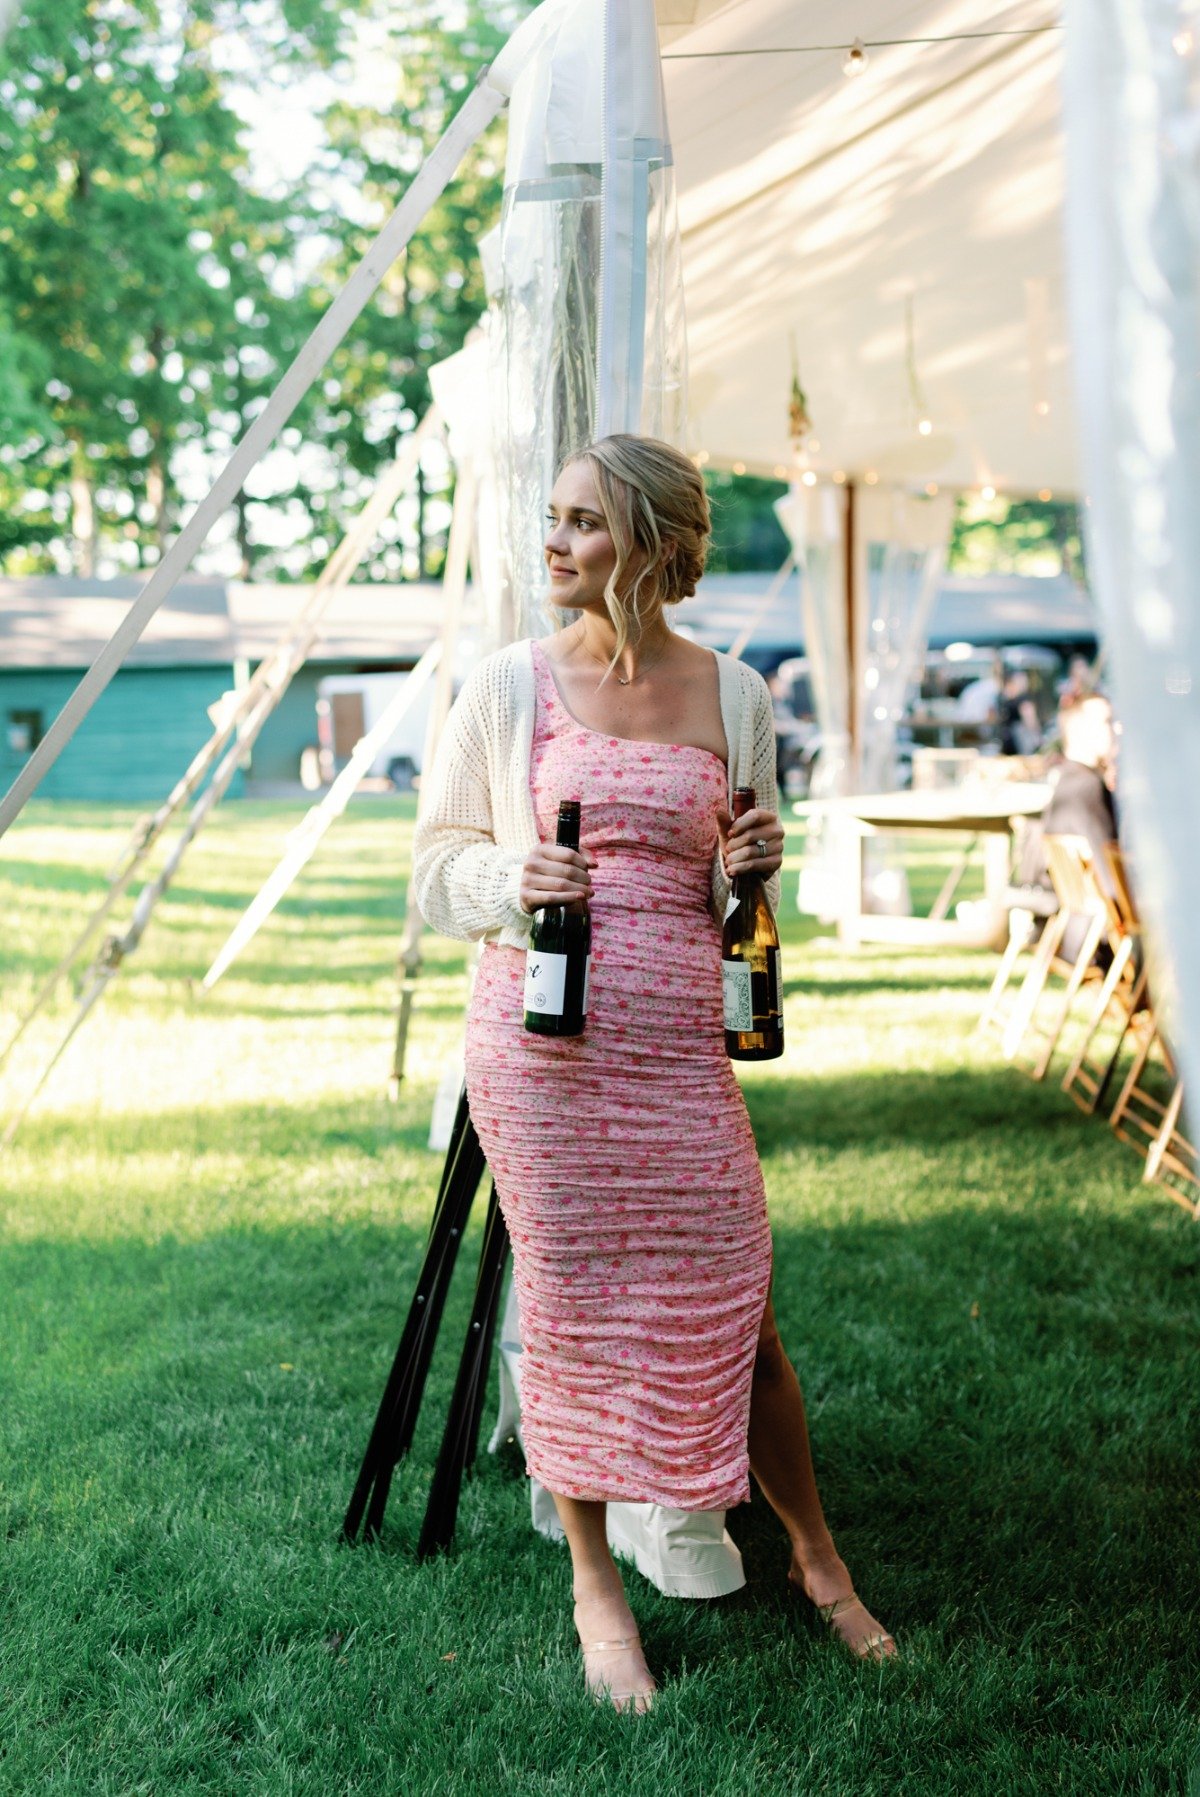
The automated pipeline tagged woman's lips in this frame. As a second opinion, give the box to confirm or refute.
[549,566,576,580]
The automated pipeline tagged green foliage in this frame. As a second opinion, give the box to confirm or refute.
[704,470,790,574]
[1,802,1197,1791]
[950,493,1087,581]
[0,0,530,581]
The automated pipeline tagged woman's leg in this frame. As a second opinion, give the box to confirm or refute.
[552,1492,657,1711]
[748,1295,896,1658]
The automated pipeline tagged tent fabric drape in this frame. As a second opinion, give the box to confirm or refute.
[489,0,686,640]
[1063,0,1200,1097]
[857,486,955,796]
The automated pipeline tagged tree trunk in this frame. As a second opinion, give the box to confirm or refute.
[69,438,96,576]
[416,457,427,579]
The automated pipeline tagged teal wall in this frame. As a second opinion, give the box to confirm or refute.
[0,667,243,802]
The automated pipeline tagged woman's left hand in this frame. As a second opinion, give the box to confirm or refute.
[717,804,785,878]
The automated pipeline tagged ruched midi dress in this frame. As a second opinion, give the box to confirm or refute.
[464,640,774,1509]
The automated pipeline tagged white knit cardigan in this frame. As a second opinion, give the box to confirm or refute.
[411,638,781,947]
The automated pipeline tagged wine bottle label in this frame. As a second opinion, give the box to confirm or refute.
[581,953,591,1016]
[722,958,754,1032]
[525,950,567,1017]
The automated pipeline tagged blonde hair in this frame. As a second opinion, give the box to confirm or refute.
[560,433,710,670]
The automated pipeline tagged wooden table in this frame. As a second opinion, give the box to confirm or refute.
[794,784,1051,948]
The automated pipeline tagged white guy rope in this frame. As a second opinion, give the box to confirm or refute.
[200,641,442,990]
[0,409,441,1074]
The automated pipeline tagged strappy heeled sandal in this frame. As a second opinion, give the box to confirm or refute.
[789,1577,897,1662]
[577,1632,658,1714]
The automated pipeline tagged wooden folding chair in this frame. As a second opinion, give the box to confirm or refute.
[1109,989,1199,1217]
[978,815,1058,1036]
[1001,834,1109,1080]
[1061,841,1144,1114]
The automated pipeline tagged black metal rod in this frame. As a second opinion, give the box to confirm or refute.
[342,1090,487,1541]
[416,1182,511,1560]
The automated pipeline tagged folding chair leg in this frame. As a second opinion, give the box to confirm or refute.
[1061,937,1135,1113]
[1030,914,1106,1081]
[980,920,1031,1031]
[1002,911,1067,1061]
[1145,1082,1186,1185]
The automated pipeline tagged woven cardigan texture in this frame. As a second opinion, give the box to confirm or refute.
[411,638,780,946]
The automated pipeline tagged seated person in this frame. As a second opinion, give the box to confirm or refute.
[1015,691,1119,959]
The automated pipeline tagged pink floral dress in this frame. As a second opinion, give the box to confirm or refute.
[464,639,773,1508]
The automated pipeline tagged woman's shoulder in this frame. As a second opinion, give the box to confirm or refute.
[709,646,771,708]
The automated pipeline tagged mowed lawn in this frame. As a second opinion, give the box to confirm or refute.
[1,799,1197,1796]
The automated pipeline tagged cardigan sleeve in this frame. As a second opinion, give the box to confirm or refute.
[710,667,783,919]
[410,669,531,943]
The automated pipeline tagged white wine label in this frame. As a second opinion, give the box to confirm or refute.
[525,950,567,1017]
[581,953,592,1016]
[722,958,754,1032]
[723,892,740,921]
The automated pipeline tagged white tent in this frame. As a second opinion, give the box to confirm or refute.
[658,1,1073,496]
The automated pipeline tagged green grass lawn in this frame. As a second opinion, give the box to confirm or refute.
[1,799,1197,1795]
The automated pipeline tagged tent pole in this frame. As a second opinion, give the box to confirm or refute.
[389,456,478,1093]
[844,478,859,781]
[0,77,505,843]
[0,412,441,1076]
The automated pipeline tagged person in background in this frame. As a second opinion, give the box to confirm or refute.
[997,668,1042,756]
[1056,653,1097,709]
[1016,691,1119,954]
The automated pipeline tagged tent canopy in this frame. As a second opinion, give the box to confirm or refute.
[657,0,1073,496]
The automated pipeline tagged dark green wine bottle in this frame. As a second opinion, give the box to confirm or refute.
[721,784,784,1061]
[524,799,591,1037]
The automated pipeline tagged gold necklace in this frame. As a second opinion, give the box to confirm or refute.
[574,625,671,686]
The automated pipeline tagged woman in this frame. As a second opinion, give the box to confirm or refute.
[413,434,894,1711]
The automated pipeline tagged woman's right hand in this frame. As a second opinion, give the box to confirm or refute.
[519,842,596,914]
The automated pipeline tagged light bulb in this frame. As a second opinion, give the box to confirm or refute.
[917,417,933,437]
[981,485,996,501]
[801,470,818,487]
[843,37,868,76]
[1173,26,1194,54]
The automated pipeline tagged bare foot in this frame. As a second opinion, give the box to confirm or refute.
[573,1592,657,1713]
[789,1551,897,1662]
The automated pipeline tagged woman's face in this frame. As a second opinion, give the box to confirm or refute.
[544,461,620,615]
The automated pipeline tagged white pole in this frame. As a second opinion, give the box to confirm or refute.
[0,79,504,841]
[200,642,442,990]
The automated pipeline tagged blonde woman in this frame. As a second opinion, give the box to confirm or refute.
[413,434,894,1711]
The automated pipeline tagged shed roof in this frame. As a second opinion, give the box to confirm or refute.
[0,578,451,670]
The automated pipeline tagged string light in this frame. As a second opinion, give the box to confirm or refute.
[917,418,933,437]
[924,482,939,496]
[732,461,746,474]
[1038,487,1053,501]
[864,470,879,485]
[663,26,1063,62]
[832,470,847,484]
[1034,399,1051,417]
[843,37,868,76]
[693,450,710,466]
[773,464,787,477]
[981,484,996,501]
[1173,26,1194,54]
[801,469,818,486]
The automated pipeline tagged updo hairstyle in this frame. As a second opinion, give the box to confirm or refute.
[561,433,711,666]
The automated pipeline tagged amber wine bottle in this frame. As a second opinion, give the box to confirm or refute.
[721,785,784,1061]
[524,799,591,1037]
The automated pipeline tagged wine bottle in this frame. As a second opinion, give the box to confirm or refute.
[722,784,784,1061]
[524,798,592,1037]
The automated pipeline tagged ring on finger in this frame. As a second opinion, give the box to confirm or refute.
[754,837,769,858]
